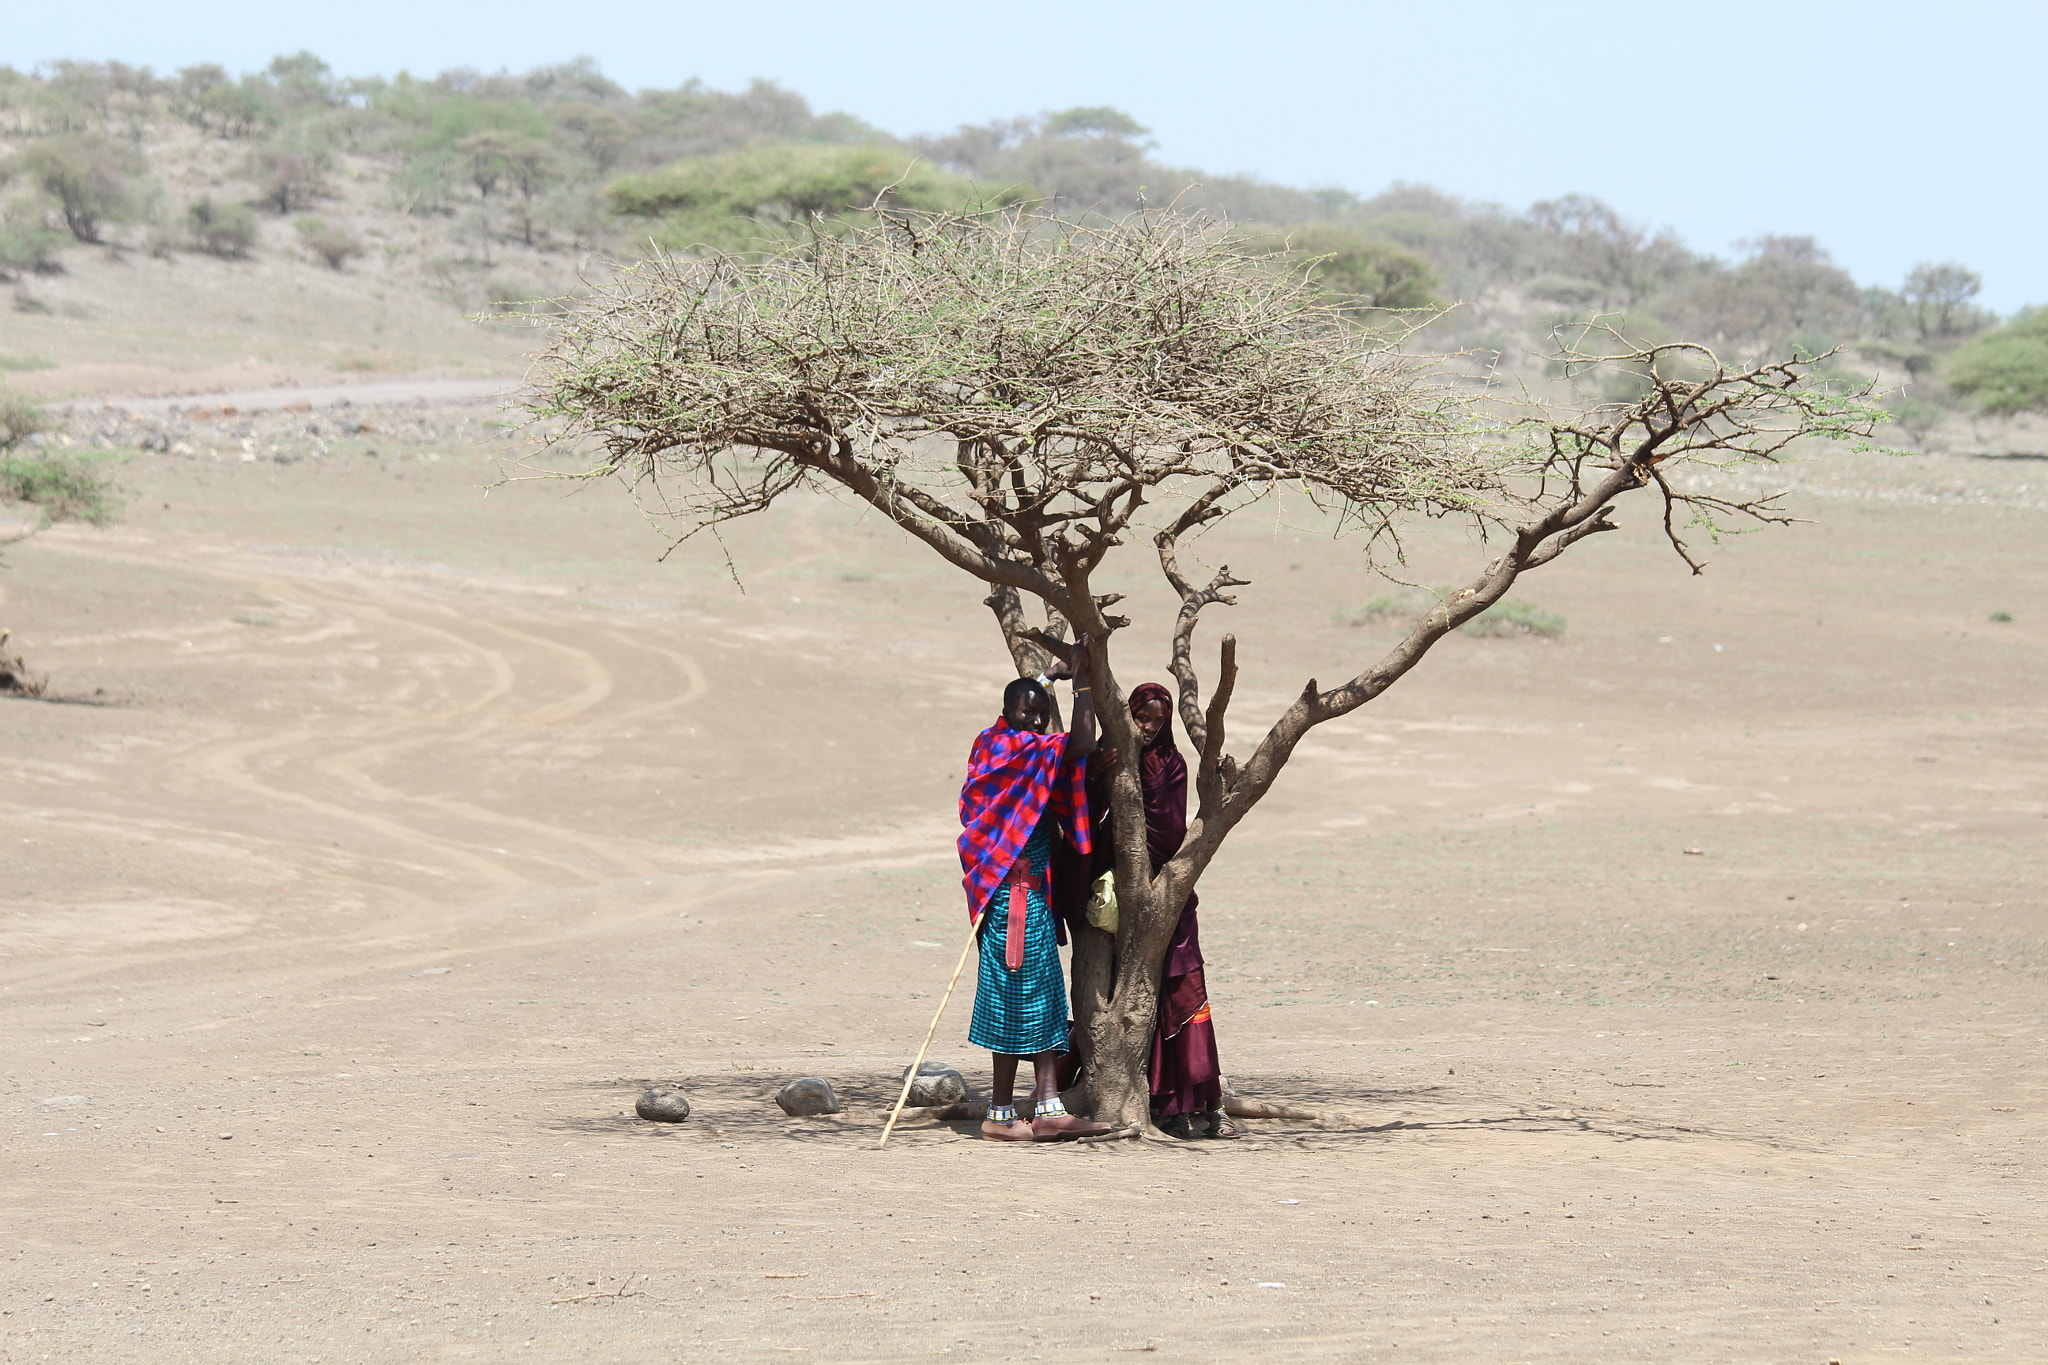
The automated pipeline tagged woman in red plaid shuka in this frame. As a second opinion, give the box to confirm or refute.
[958,648,1113,1142]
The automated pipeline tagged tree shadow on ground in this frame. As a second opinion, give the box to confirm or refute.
[543,1069,1811,1155]
[0,688,125,707]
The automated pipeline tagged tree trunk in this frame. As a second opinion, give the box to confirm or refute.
[1068,752,1187,1130]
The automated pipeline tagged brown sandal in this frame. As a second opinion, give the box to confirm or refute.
[981,1118,1036,1142]
[1201,1109,1244,1140]
[1032,1112,1112,1139]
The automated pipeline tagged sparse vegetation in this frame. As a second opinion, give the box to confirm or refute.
[0,389,55,452]
[0,216,67,276]
[2,390,118,532]
[186,195,258,257]
[1342,587,1565,639]
[294,214,363,269]
[1463,598,1567,639]
[0,447,120,526]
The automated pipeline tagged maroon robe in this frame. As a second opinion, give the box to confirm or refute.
[1053,686,1225,1116]
[1128,686,1222,1118]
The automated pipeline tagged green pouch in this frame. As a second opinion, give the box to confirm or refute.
[1084,869,1118,934]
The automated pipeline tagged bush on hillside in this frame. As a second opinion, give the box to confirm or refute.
[186,196,259,257]
[1259,223,1440,314]
[1945,308,2048,418]
[294,215,364,269]
[0,218,68,276]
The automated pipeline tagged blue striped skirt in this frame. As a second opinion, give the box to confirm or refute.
[967,820,1067,1057]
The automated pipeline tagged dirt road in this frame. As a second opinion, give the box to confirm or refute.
[1,437,2043,1361]
[51,378,519,417]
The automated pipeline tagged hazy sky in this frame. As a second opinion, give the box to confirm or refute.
[12,1,2043,310]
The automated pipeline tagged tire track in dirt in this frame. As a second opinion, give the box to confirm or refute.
[301,604,682,880]
[26,540,704,897]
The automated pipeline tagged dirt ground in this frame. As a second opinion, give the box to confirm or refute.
[1,416,2044,1363]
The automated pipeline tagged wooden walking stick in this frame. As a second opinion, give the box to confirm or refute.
[877,909,983,1149]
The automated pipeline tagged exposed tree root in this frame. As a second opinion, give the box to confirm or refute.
[0,630,47,697]
[1222,1098,1320,1121]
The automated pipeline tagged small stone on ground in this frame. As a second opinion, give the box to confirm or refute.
[636,1089,691,1123]
[777,1077,839,1116]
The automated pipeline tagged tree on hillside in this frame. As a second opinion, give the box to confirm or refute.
[1654,236,1863,361]
[1527,194,1696,307]
[551,102,634,174]
[526,211,1883,1132]
[8,134,144,242]
[244,140,330,215]
[606,143,1020,253]
[172,64,278,138]
[913,107,1336,225]
[1901,261,1988,342]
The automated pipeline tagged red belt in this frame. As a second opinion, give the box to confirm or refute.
[999,859,1045,972]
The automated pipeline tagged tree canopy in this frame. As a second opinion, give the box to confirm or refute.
[530,211,1493,573]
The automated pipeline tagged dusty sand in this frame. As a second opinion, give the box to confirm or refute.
[2,423,2045,1362]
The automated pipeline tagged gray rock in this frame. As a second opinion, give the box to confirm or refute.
[635,1088,691,1123]
[899,1063,967,1107]
[776,1077,840,1117]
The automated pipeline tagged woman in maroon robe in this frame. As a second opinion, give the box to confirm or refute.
[1124,682,1240,1139]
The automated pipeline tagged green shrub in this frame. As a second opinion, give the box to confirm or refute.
[0,220,69,276]
[1463,598,1566,639]
[1339,588,1433,625]
[0,391,53,452]
[1281,224,1440,313]
[1945,308,2048,418]
[294,215,363,269]
[187,196,259,257]
[0,448,120,525]
[1883,395,1948,448]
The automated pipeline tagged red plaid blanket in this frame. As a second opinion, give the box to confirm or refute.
[958,718,1092,921]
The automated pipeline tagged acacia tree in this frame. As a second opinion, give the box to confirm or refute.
[525,211,1883,1132]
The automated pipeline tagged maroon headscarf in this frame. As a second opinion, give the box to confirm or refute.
[1128,681,1179,785]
